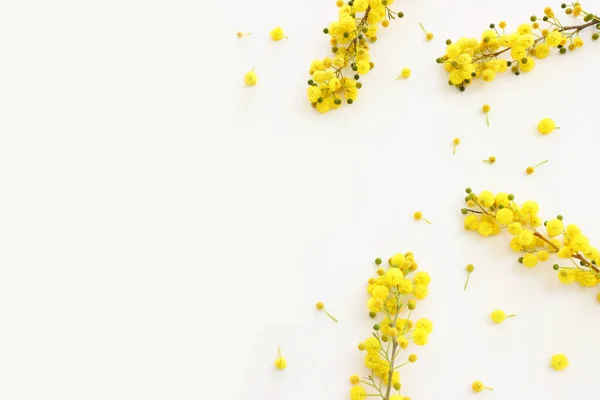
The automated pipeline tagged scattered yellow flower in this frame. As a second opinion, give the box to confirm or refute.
[538,118,559,134]
[244,68,258,86]
[550,354,569,371]
[490,309,515,324]
[482,104,491,126]
[526,160,548,175]
[315,301,338,322]
[270,27,287,41]
[483,156,496,164]
[397,68,411,79]
[414,211,431,224]
[419,22,433,40]
[236,32,251,39]
[464,264,474,290]
[274,347,287,370]
[349,374,360,385]
[453,137,460,155]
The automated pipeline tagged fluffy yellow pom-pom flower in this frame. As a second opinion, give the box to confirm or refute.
[270,27,287,41]
[397,67,411,79]
[413,211,431,224]
[349,375,360,385]
[483,155,496,164]
[274,347,287,370]
[538,118,559,134]
[412,328,429,345]
[496,208,514,225]
[350,385,367,400]
[244,69,258,86]
[490,309,515,324]
[453,137,460,154]
[522,253,539,268]
[550,354,569,371]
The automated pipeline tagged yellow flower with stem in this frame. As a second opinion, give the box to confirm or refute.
[270,27,287,41]
[453,138,460,154]
[414,211,431,224]
[472,381,494,392]
[526,160,548,175]
[462,187,600,299]
[437,4,600,91]
[538,118,560,134]
[464,264,474,290]
[396,68,411,79]
[236,31,251,39]
[307,1,405,112]
[316,301,338,322]
[490,309,515,324]
[482,104,491,126]
[274,347,287,370]
[244,67,258,86]
[419,22,433,40]
[483,156,496,164]
[354,253,433,400]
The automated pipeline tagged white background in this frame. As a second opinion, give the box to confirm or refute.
[1,0,600,399]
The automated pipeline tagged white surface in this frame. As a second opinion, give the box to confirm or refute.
[1,0,600,399]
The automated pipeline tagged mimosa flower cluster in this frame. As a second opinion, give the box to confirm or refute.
[307,0,405,113]
[350,253,433,400]
[437,3,600,91]
[461,188,600,299]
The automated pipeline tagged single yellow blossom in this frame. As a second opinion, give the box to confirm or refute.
[315,301,338,322]
[550,354,569,371]
[453,138,460,154]
[270,27,287,41]
[490,309,515,324]
[274,347,287,370]
[414,211,431,224]
[538,118,559,134]
[244,68,258,86]
[526,160,548,175]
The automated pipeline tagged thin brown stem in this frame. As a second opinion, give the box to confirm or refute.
[534,231,559,251]
[534,232,600,273]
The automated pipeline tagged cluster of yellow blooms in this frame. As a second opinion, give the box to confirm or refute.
[461,188,600,299]
[349,253,432,400]
[437,3,600,91]
[307,0,405,113]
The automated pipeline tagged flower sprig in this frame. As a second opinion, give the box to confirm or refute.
[307,0,405,113]
[437,3,600,91]
[461,188,600,298]
[350,254,433,400]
